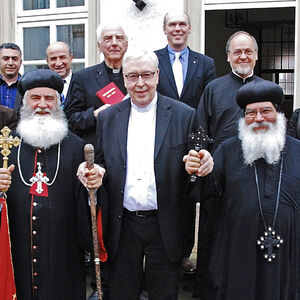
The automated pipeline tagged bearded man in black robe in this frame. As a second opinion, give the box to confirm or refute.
[185,80,300,299]
[194,31,264,298]
[0,69,103,300]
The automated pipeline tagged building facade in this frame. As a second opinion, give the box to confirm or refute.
[0,0,299,113]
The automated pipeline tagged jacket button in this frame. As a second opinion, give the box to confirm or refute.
[120,190,124,194]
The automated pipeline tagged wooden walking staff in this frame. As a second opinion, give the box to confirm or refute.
[84,144,102,300]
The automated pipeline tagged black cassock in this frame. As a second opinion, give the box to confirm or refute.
[197,72,263,152]
[6,132,92,300]
[204,136,300,300]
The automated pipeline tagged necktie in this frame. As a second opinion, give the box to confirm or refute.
[61,80,66,108]
[172,52,183,96]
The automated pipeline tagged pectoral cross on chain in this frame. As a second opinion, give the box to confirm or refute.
[257,227,283,262]
[30,162,49,194]
[0,126,21,168]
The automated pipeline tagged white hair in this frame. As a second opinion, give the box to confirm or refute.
[122,48,159,72]
[96,23,128,43]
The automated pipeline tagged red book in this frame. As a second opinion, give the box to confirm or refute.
[0,197,17,300]
[96,82,125,105]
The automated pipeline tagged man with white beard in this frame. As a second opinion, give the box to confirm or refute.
[0,69,103,300]
[184,80,300,299]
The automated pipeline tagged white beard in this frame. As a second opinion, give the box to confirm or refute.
[17,105,68,149]
[238,112,286,165]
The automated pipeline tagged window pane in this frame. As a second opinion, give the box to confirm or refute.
[24,64,48,73]
[57,0,84,7]
[24,27,50,60]
[23,0,49,10]
[57,25,85,58]
[72,63,85,73]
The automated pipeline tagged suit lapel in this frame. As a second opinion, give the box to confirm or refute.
[116,100,131,162]
[95,62,111,89]
[181,49,198,98]
[154,94,172,160]
[158,47,178,96]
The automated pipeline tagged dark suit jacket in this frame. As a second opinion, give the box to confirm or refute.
[155,46,216,109]
[0,105,17,130]
[96,93,197,263]
[64,62,112,145]
[14,91,23,112]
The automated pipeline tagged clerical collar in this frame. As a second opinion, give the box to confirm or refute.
[232,69,254,82]
[130,93,157,113]
[104,62,122,74]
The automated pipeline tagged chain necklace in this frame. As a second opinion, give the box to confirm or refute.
[254,158,284,262]
[17,139,61,187]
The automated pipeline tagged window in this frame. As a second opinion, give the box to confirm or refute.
[24,27,50,60]
[22,0,84,10]
[23,0,49,10]
[259,23,295,118]
[260,23,294,95]
[17,0,88,73]
[57,0,84,7]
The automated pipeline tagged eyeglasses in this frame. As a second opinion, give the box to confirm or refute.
[229,50,255,57]
[124,72,156,83]
[244,107,275,118]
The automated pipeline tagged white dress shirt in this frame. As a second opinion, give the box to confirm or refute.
[62,71,72,99]
[123,94,158,211]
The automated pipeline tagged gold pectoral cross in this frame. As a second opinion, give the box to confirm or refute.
[0,126,21,168]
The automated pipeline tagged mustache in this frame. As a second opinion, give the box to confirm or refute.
[248,121,271,130]
[34,107,52,114]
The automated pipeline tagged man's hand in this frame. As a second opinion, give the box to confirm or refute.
[94,104,111,118]
[77,162,106,190]
[0,165,15,192]
[183,149,213,177]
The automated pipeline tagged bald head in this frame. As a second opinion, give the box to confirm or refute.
[46,42,73,79]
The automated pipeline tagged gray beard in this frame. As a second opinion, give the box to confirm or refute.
[17,105,68,149]
[233,66,252,77]
[238,112,286,165]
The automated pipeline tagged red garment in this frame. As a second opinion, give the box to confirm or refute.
[97,208,107,262]
[0,197,17,300]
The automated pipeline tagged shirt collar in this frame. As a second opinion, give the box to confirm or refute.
[63,71,72,84]
[0,74,21,85]
[131,92,157,113]
[167,45,189,61]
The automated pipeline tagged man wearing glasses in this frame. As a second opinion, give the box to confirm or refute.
[95,48,213,300]
[195,31,264,299]
[185,80,299,300]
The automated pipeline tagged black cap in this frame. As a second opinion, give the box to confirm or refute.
[236,80,284,110]
[17,69,64,96]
